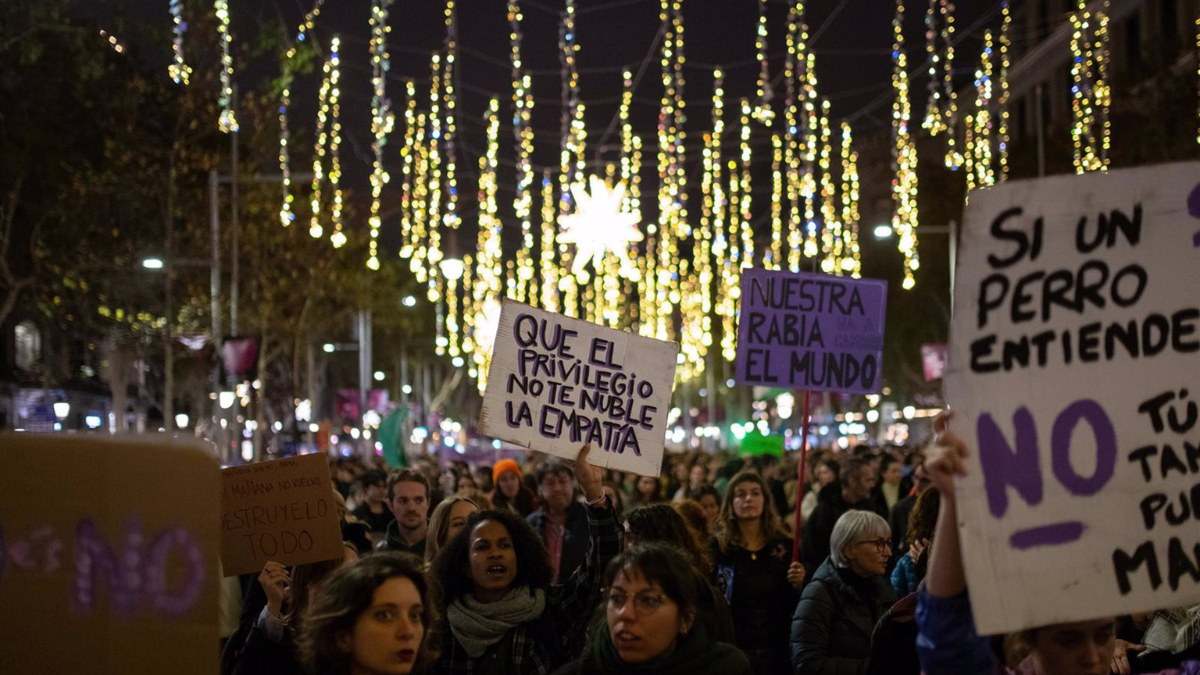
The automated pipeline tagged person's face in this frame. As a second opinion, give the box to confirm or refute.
[1030,619,1116,675]
[458,476,476,492]
[912,464,932,495]
[539,472,573,512]
[847,469,876,502]
[731,481,764,521]
[883,462,903,486]
[389,482,429,531]
[689,465,706,488]
[637,477,658,497]
[498,471,521,499]
[698,494,720,526]
[673,463,689,481]
[366,483,386,504]
[468,520,517,600]
[844,533,891,577]
[606,569,691,665]
[815,463,835,486]
[339,577,425,675]
[445,501,479,543]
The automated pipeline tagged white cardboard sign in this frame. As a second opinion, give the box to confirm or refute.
[945,162,1200,635]
[480,300,678,477]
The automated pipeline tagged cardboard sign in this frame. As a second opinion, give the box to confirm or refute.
[479,300,678,477]
[734,268,887,394]
[945,162,1200,635]
[220,453,344,576]
[0,435,219,674]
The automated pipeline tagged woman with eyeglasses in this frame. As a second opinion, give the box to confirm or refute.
[553,543,751,675]
[790,510,897,675]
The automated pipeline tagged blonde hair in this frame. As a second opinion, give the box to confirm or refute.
[424,496,479,565]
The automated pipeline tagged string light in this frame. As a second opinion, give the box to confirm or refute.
[940,1,962,170]
[891,0,920,290]
[442,0,461,230]
[997,1,1011,180]
[99,29,126,54]
[367,0,395,270]
[509,1,537,305]
[215,0,237,133]
[819,101,840,274]
[966,30,995,191]
[557,0,585,315]
[399,82,418,258]
[279,67,294,228]
[540,171,558,312]
[327,37,346,248]
[426,52,445,283]
[769,134,783,270]
[922,0,943,134]
[752,0,775,124]
[839,121,861,277]
[801,50,820,259]
[1069,0,1110,173]
[168,0,191,84]
[408,112,431,280]
[784,0,804,272]
[308,49,333,239]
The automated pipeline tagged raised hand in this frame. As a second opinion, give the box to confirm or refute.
[571,444,604,502]
[925,411,968,496]
[258,561,291,618]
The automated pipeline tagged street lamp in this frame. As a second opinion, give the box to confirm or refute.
[323,343,335,353]
[219,391,236,409]
[141,257,165,270]
[175,413,190,429]
[402,295,417,307]
[872,225,894,239]
[54,401,71,420]
[373,370,385,381]
[439,258,465,281]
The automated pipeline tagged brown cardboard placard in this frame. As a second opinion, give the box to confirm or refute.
[220,452,344,576]
[0,434,220,675]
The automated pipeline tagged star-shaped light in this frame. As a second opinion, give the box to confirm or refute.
[558,176,643,277]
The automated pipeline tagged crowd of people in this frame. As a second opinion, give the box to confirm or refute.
[218,424,1200,675]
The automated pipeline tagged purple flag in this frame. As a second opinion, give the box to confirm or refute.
[733,268,887,394]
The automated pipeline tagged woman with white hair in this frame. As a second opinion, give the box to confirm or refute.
[790,510,897,675]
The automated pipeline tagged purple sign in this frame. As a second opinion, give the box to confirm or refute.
[734,268,887,394]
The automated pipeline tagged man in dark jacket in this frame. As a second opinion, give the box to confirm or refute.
[376,469,430,556]
[800,458,884,577]
[527,459,591,583]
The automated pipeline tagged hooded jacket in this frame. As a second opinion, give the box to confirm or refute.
[800,482,887,578]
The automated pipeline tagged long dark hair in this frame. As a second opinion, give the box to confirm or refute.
[715,470,790,554]
[297,552,436,675]
[430,508,553,605]
[490,483,538,517]
[905,488,941,549]
[625,504,713,577]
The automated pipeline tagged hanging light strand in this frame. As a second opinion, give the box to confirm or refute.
[279,67,294,228]
[921,0,944,134]
[784,0,804,272]
[215,0,238,132]
[891,0,920,290]
[367,0,395,270]
[308,50,332,239]
[1069,0,1111,173]
[509,1,537,305]
[839,121,861,278]
[997,1,1011,180]
[399,81,418,259]
[941,1,962,170]
[753,0,775,124]
[442,0,461,229]
[168,0,192,84]
[327,37,346,248]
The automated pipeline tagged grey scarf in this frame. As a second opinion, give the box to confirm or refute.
[447,586,547,658]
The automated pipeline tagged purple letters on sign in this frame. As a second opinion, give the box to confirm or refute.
[733,268,888,394]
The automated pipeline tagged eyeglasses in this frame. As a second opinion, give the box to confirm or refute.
[605,590,668,616]
[856,538,892,553]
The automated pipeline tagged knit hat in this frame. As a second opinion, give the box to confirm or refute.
[493,458,522,483]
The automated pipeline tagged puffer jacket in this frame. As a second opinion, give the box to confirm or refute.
[790,558,896,675]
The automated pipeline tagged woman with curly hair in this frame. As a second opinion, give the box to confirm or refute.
[428,445,621,675]
[892,487,940,597]
[296,552,434,675]
[711,470,807,675]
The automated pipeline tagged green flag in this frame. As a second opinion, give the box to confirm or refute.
[379,405,410,468]
[740,431,784,457]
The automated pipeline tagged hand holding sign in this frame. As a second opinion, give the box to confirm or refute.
[572,443,604,502]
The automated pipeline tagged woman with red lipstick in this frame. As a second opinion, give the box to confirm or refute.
[297,552,434,675]
[552,543,752,675]
[429,444,621,675]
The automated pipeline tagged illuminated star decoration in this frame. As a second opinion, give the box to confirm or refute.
[558,176,643,277]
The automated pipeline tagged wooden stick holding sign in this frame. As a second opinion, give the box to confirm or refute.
[733,267,889,562]
[479,299,678,477]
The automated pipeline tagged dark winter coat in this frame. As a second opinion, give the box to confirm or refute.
[790,558,896,675]
[527,501,591,583]
[551,625,752,675]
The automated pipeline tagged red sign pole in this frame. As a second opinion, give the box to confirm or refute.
[791,389,812,563]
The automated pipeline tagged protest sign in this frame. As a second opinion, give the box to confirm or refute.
[740,432,784,457]
[945,162,1200,635]
[479,299,678,477]
[0,435,219,674]
[220,452,344,576]
[734,268,887,394]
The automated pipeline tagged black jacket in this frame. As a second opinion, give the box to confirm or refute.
[527,501,590,583]
[376,519,426,557]
[800,482,886,578]
[552,625,752,675]
[790,559,896,675]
